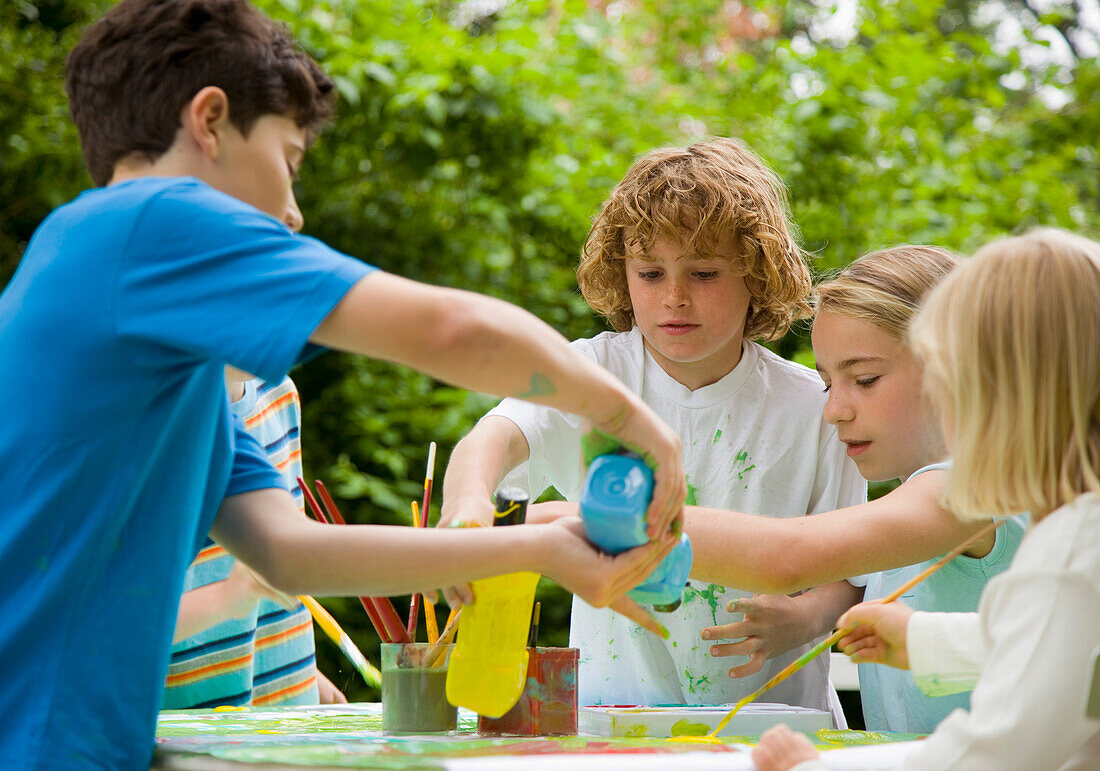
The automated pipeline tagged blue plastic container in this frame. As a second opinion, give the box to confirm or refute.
[579,453,693,611]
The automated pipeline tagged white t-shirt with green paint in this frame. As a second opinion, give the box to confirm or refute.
[488,328,867,717]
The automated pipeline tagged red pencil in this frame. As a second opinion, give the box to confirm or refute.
[313,479,410,644]
[298,477,407,645]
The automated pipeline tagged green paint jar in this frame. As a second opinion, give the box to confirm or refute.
[381,643,458,733]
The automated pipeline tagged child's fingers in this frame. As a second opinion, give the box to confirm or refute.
[708,639,753,659]
[605,536,675,597]
[836,625,874,650]
[728,650,766,679]
[607,595,669,639]
[443,584,473,608]
[702,620,748,642]
[645,476,685,540]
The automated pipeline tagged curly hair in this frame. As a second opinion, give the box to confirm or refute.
[576,137,811,340]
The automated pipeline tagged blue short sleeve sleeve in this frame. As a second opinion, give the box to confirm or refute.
[114,179,374,383]
[226,417,285,498]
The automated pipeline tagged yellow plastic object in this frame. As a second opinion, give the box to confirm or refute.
[445,570,541,718]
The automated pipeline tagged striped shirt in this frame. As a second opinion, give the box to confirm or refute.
[162,377,319,709]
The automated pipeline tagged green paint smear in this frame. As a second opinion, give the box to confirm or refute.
[517,372,556,399]
[669,719,710,737]
[684,480,697,506]
[712,429,722,444]
[682,583,726,625]
[581,428,624,466]
[155,706,926,767]
[683,669,712,695]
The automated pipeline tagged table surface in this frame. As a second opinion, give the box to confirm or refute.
[153,704,922,770]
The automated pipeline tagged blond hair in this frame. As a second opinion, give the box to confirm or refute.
[815,246,960,340]
[910,228,1100,521]
[577,137,811,340]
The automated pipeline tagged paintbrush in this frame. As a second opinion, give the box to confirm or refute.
[527,601,541,648]
[425,606,462,667]
[407,443,438,641]
[299,595,381,688]
[675,519,1002,743]
[301,477,410,644]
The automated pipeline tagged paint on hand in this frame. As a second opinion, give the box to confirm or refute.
[518,372,556,399]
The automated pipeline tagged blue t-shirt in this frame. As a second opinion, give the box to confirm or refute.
[0,177,372,769]
[849,461,1028,734]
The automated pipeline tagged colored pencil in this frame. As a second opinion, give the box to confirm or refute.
[407,501,423,641]
[299,595,381,688]
[689,519,1002,743]
[426,606,462,667]
[313,479,410,644]
[299,477,409,644]
[407,443,437,641]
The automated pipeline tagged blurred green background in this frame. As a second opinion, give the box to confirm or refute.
[3,0,1098,701]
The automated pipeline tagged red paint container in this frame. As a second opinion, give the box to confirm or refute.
[477,647,579,736]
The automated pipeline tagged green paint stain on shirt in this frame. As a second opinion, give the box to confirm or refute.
[713,429,722,443]
[683,669,713,695]
[682,583,727,625]
[684,480,698,506]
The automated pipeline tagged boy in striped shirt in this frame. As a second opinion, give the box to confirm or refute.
[164,373,344,708]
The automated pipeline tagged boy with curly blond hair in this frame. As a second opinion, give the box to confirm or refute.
[441,138,866,720]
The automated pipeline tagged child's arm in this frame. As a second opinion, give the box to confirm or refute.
[316,671,347,705]
[702,581,863,677]
[310,272,684,538]
[172,560,297,643]
[210,487,677,633]
[439,416,531,529]
[683,469,992,593]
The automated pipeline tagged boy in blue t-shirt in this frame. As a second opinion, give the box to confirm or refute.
[0,0,687,767]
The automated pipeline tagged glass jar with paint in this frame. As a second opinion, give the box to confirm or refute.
[381,642,458,733]
[446,489,540,718]
[477,646,579,736]
[579,451,693,611]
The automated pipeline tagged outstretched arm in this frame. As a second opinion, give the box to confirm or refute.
[311,272,684,538]
[684,469,992,594]
[210,487,677,635]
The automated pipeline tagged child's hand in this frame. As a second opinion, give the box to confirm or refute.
[223,560,298,618]
[836,600,914,670]
[316,671,348,704]
[435,497,497,607]
[701,594,816,678]
[590,399,686,540]
[752,724,822,771]
[538,518,676,631]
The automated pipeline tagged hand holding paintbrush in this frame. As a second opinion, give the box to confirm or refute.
[673,519,1002,744]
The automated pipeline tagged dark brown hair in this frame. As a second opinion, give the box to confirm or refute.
[577,137,812,340]
[66,0,335,186]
